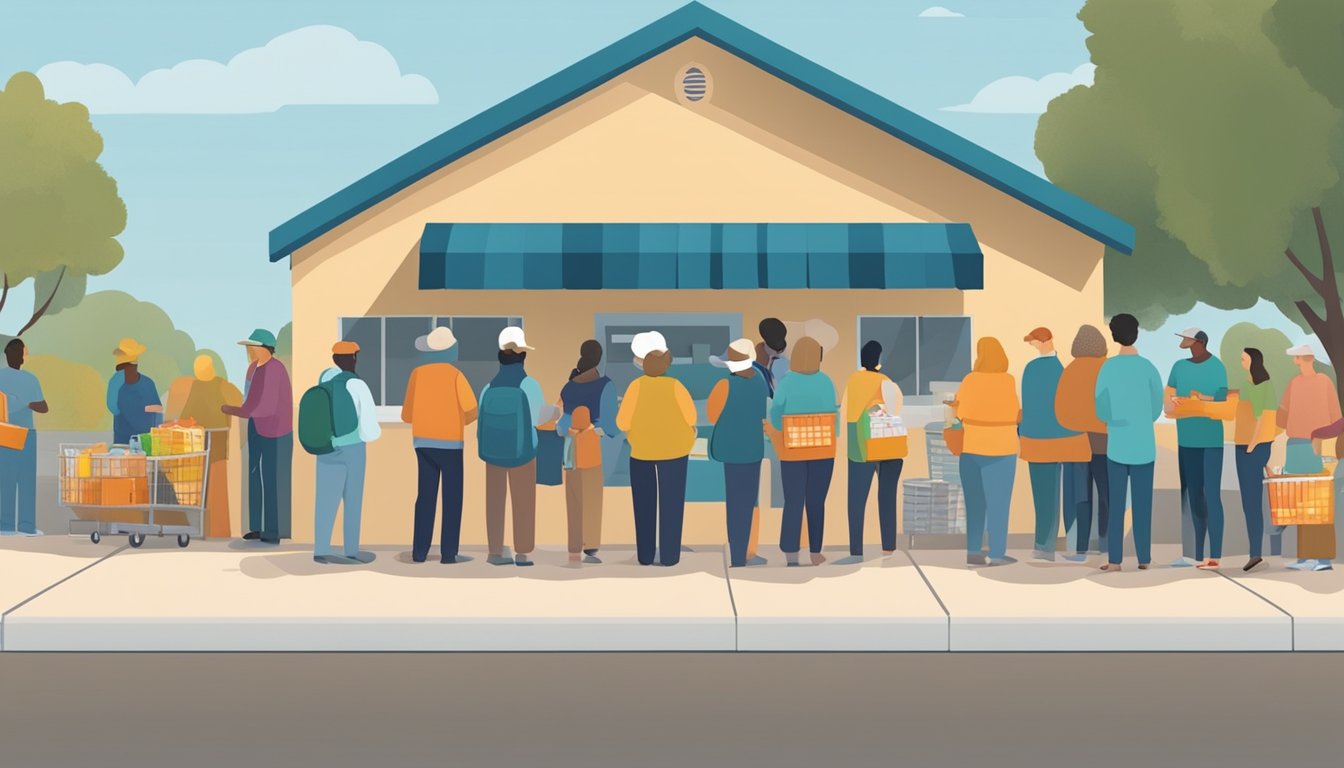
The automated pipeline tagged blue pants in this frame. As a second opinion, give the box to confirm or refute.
[847,459,903,555]
[246,424,292,540]
[961,454,1016,560]
[1029,462,1062,551]
[0,431,37,533]
[630,456,688,566]
[413,447,464,562]
[1063,453,1110,553]
[313,443,367,558]
[1178,445,1225,560]
[1107,459,1155,565]
[723,461,762,567]
[781,459,833,555]
[1234,443,1270,559]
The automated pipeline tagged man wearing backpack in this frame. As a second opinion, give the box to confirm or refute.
[479,327,545,566]
[305,341,380,565]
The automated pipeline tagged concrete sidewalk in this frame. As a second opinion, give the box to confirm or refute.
[1,537,1340,652]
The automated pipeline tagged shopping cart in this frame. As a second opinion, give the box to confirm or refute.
[58,432,211,548]
[1265,459,1337,527]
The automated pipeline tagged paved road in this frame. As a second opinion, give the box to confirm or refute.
[0,652,1334,767]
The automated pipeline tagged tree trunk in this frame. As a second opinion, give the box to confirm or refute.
[15,266,65,337]
[1287,207,1344,405]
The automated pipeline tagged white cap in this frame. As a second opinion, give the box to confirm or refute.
[630,331,668,359]
[1288,343,1316,357]
[415,326,458,352]
[710,338,757,370]
[498,326,534,352]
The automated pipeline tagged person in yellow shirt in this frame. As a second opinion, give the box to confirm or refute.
[616,331,697,567]
[164,355,242,539]
[840,340,903,564]
[955,337,1021,567]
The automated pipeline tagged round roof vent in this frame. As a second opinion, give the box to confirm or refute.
[676,64,711,104]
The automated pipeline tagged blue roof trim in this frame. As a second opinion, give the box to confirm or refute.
[418,222,984,290]
[270,3,1134,261]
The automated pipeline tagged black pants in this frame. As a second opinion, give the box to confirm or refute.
[630,456,689,566]
[781,459,833,554]
[723,461,762,567]
[847,459,903,555]
[413,447,465,562]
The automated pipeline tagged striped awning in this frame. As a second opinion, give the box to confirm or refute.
[418,223,983,290]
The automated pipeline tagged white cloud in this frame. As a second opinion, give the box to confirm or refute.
[942,63,1095,114]
[36,25,438,114]
[918,6,965,18]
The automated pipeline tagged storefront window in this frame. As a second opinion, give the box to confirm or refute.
[858,315,971,396]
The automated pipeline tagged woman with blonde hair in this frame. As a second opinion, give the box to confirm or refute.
[955,337,1021,566]
[769,337,838,566]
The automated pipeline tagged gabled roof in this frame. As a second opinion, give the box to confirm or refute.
[268,2,1135,262]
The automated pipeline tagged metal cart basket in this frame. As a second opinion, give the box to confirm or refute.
[58,433,211,548]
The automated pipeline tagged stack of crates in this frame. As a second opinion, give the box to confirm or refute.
[901,421,966,535]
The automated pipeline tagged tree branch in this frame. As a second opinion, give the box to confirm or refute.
[1286,246,1326,294]
[1296,299,1328,338]
[1315,206,1338,298]
[16,266,65,337]
[0,273,8,318]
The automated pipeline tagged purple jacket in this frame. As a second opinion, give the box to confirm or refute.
[237,358,293,438]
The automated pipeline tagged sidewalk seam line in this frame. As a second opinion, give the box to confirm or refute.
[1214,569,1296,652]
[721,546,738,652]
[905,550,951,652]
[2,544,130,621]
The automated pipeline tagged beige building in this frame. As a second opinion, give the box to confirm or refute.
[268,3,1134,547]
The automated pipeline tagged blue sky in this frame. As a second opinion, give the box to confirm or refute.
[0,0,1309,380]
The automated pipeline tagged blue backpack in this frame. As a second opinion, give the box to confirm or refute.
[477,384,535,467]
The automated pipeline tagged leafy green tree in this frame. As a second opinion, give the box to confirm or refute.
[0,72,126,335]
[1037,0,1344,395]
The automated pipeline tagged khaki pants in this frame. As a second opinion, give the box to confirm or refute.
[486,461,537,556]
[565,466,604,553]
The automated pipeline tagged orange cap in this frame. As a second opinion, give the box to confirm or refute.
[332,341,360,355]
[1023,327,1053,343]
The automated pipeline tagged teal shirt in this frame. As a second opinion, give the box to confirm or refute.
[1019,355,1077,439]
[769,371,838,435]
[1095,354,1164,465]
[709,373,768,464]
[1167,356,1229,448]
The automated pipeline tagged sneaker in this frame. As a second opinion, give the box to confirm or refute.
[1287,559,1317,571]
[514,554,534,567]
[834,555,865,566]
[242,531,261,541]
[1313,562,1334,572]
[19,529,44,536]
[347,551,376,564]
[441,555,474,564]
[1062,553,1089,562]
[314,554,358,565]
[987,556,1018,567]
[0,529,18,537]
[1032,549,1056,562]
[1168,556,1198,568]
[746,555,768,566]
[1243,557,1264,572]
[583,554,602,564]
[967,553,988,566]
[487,554,513,566]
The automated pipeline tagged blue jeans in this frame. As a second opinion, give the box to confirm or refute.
[246,424,292,540]
[781,459,833,554]
[1107,459,1155,565]
[847,459,903,555]
[413,447,464,562]
[1063,453,1110,554]
[313,443,367,558]
[0,431,37,533]
[1178,445,1225,560]
[1234,443,1270,559]
[630,456,689,566]
[1029,462,1062,551]
[961,453,1015,560]
[723,461,761,567]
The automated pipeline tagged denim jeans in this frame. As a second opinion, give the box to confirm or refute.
[1234,443,1270,559]
[723,461,762,567]
[246,424,291,540]
[781,459,833,555]
[313,443,367,558]
[1178,445,1225,560]
[413,447,465,562]
[1065,453,1110,553]
[961,453,1016,560]
[0,430,37,533]
[630,456,689,566]
[1029,462,1062,551]
[1107,459,1155,565]
[846,459,903,555]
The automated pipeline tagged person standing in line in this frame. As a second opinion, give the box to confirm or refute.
[1165,328,1229,568]
[1277,344,1340,572]
[0,339,47,536]
[221,329,293,544]
[770,337,837,567]
[479,327,545,567]
[708,338,769,568]
[840,340,903,564]
[743,341,780,566]
[1232,348,1277,572]
[955,337,1021,567]
[1054,325,1110,560]
[617,331,697,567]
[1020,327,1091,562]
[558,340,619,564]
[402,326,478,564]
[310,341,380,565]
[1095,314,1164,572]
[108,338,163,445]
[165,355,242,539]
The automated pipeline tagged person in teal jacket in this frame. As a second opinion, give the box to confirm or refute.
[768,337,837,566]
[1020,327,1086,561]
[708,338,769,568]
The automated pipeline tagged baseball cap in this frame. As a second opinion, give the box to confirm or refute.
[498,326,534,352]
[630,331,668,359]
[239,328,277,348]
[415,326,458,352]
[1023,327,1053,343]
[1287,343,1316,357]
[1176,327,1209,345]
[331,340,360,355]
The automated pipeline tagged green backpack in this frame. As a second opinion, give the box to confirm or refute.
[298,371,360,455]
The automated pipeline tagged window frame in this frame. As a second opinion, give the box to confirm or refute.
[855,314,972,399]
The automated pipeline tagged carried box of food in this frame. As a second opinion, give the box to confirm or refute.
[1172,390,1240,422]
[150,423,206,455]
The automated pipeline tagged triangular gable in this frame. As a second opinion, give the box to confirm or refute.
[268,2,1134,261]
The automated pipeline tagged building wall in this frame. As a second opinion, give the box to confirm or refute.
[286,39,1107,546]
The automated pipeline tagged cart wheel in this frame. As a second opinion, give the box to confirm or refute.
[177,534,190,548]
[90,531,101,544]
[129,533,146,548]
